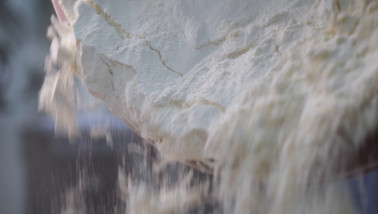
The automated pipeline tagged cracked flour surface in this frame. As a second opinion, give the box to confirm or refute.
[40,0,378,213]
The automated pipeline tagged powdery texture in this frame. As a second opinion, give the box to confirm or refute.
[40,0,378,213]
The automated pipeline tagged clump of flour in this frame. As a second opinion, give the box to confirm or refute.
[39,15,79,139]
[40,0,378,213]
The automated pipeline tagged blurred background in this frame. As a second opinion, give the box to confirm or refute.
[0,0,54,213]
[0,1,376,214]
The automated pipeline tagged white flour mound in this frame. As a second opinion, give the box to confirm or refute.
[40,0,378,213]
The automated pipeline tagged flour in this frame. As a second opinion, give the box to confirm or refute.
[40,0,378,213]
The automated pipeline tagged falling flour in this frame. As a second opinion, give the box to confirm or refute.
[40,0,378,213]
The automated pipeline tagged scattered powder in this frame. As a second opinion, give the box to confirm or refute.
[40,0,378,213]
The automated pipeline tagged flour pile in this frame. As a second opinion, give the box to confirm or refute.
[40,0,378,213]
